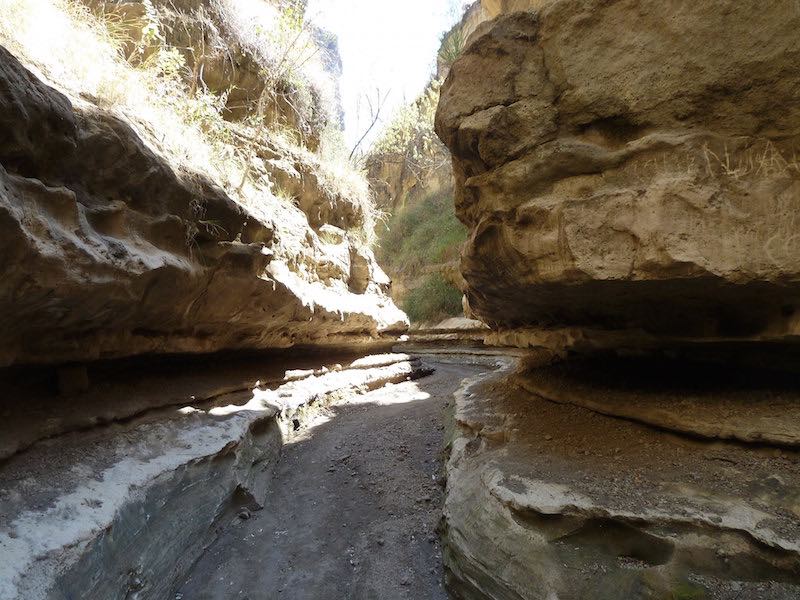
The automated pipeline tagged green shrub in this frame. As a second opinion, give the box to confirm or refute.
[377,191,466,273]
[402,273,463,324]
[438,28,464,73]
[670,583,706,600]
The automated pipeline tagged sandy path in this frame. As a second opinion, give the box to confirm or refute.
[178,361,485,600]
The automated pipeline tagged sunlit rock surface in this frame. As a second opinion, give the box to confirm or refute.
[0,353,424,600]
[436,1,800,342]
[0,46,406,367]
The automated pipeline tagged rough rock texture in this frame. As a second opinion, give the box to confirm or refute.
[435,3,800,598]
[0,46,406,367]
[518,355,800,447]
[84,0,343,149]
[481,0,541,18]
[436,1,800,341]
[0,353,424,600]
[444,354,800,600]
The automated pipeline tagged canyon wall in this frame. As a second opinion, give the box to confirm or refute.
[0,3,411,597]
[437,1,800,598]
[437,0,800,347]
[0,2,406,367]
[481,0,541,18]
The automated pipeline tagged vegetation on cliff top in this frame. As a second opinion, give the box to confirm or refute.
[363,3,475,324]
[1,0,378,244]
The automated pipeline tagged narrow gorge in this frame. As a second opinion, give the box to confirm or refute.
[1,1,799,599]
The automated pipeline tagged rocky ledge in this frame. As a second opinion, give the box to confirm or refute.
[0,353,425,600]
[0,46,406,367]
[444,353,800,600]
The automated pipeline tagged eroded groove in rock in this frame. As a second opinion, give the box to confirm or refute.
[0,352,424,463]
[443,356,800,600]
[517,355,800,448]
[0,354,425,600]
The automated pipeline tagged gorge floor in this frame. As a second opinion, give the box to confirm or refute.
[5,348,797,600]
[177,361,488,600]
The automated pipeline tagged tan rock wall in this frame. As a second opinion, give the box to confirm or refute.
[437,1,800,341]
[0,46,406,367]
[481,0,543,18]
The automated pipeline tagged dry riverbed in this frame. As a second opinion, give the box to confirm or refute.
[178,361,487,600]
[0,349,491,600]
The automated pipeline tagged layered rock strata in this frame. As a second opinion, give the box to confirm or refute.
[436,2,800,598]
[436,1,800,342]
[444,354,800,600]
[0,46,405,367]
[0,353,425,600]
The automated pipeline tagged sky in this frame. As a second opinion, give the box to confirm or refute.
[306,0,472,151]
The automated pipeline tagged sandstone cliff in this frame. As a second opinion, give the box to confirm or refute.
[481,0,540,18]
[436,2,800,598]
[0,4,410,595]
[437,1,800,345]
[0,1,406,367]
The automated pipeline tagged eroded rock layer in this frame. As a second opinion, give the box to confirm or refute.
[444,355,800,600]
[436,1,800,341]
[436,2,800,598]
[0,46,406,367]
[0,353,425,600]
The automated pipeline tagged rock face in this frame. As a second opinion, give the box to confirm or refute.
[0,46,405,367]
[481,0,540,17]
[436,1,800,341]
[0,352,424,600]
[444,355,800,600]
[436,2,800,599]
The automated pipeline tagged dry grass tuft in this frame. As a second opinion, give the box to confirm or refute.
[0,0,377,246]
[703,140,800,181]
